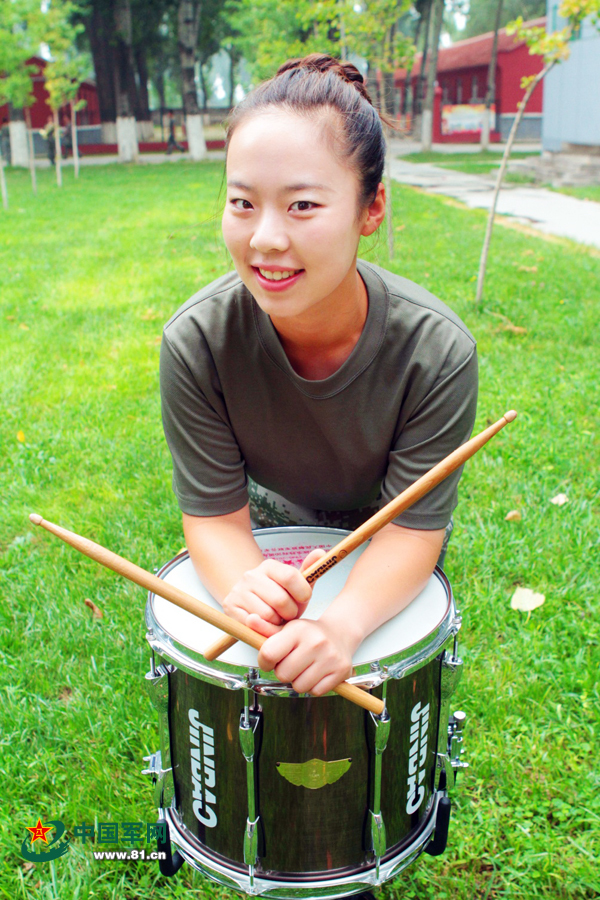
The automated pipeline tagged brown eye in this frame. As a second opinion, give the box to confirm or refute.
[231,199,253,210]
[290,201,316,212]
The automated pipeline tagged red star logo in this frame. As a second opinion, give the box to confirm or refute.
[26,818,53,845]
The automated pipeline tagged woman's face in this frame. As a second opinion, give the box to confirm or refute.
[222,109,384,323]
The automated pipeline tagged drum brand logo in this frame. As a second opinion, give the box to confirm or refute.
[406,701,430,815]
[305,555,338,583]
[189,709,217,828]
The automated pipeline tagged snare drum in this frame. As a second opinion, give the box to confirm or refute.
[144,527,466,898]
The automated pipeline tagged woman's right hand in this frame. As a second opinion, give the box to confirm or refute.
[221,547,326,637]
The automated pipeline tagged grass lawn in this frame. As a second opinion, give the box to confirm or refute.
[1,162,599,900]
[399,150,538,177]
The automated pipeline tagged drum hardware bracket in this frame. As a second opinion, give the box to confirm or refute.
[367,706,391,878]
[144,664,176,808]
[448,710,468,777]
[155,816,185,878]
[240,691,263,886]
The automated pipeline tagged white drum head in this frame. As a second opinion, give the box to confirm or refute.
[150,527,451,669]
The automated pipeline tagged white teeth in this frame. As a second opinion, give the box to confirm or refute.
[258,268,300,281]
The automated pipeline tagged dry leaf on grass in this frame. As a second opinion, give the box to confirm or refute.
[16,430,25,443]
[505,510,522,522]
[550,493,569,506]
[518,265,538,273]
[22,863,35,873]
[486,311,527,335]
[510,587,545,612]
[84,598,104,619]
[19,323,30,330]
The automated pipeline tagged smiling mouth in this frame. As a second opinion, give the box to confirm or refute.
[255,267,303,282]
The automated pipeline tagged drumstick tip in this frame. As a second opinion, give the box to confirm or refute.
[504,410,517,423]
[29,513,43,526]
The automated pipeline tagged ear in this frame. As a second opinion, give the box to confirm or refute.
[361,183,386,237]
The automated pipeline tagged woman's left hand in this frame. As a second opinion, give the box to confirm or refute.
[257,617,359,696]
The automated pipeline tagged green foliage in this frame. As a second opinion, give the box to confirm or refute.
[0,0,38,109]
[461,0,546,40]
[37,1,86,112]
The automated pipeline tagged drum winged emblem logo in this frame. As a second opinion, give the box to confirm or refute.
[276,758,352,790]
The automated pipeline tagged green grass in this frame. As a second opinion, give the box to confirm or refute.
[551,184,600,203]
[400,150,538,177]
[1,163,599,899]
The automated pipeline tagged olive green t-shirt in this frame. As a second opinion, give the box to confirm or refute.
[160,260,478,531]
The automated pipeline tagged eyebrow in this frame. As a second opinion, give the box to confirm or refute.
[226,180,333,193]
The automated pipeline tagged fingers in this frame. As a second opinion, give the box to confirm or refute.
[299,547,327,573]
[257,619,354,697]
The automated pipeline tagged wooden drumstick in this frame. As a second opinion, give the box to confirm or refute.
[28,513,384,716]
[204,410,518,661]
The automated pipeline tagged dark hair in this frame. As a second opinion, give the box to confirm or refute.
[226,54,387,209]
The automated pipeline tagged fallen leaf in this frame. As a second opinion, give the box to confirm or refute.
[84,598,104,619]
[19,323,30,330]
[511,587,545,612]
[141,309,160,321]
[518,265,538,273]
[6,315,16,321]
[16,430,25,443]
[22,862,35,873]
[505,510,522,522]
[59,687,73,702]
[522,249,535,256]
[550,493,569,507]
[487,311,527,335]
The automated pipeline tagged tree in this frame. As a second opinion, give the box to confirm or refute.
[0,0,38,182]
[480,0,503,150]
[34,1,86,185]
[475,0,600,303]
[420,0,444,151]
[177,0,206,159]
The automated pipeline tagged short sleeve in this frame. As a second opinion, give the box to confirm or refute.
[382,345,478,529]
[159,332,249,515]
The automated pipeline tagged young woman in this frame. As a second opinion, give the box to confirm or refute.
[160,54,478,698]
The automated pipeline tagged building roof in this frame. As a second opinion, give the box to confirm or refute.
[397,17,546,79]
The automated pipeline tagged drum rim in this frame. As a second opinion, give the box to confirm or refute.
[145,526,458,690]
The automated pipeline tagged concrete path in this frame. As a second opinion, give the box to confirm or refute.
[388,155,600,250]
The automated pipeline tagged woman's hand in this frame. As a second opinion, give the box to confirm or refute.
[221,547,326,637]
[257,616,359,696]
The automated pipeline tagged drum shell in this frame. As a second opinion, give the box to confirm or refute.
[161,649,442,876]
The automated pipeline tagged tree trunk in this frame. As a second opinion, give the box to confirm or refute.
[70,101,80,178]
[178,0,206,161]
[135,46,153,139]
[481,0,503,151]
[414,0,432,119]
[178,0,201,116]
[475,62,554,304]
[421,0,444,152]
[84,4,117,126]
[114,0,139,161]
[53,109,62,187]
[24,107,37,195]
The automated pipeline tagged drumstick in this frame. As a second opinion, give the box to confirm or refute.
[204,410,517,661]
[28,514,384,716]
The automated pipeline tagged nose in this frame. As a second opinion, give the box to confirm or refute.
[249,210,290,254]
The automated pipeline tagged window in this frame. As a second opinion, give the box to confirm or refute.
[456,77,462,103]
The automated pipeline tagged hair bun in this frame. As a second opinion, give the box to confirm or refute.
[276,54,373,105]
